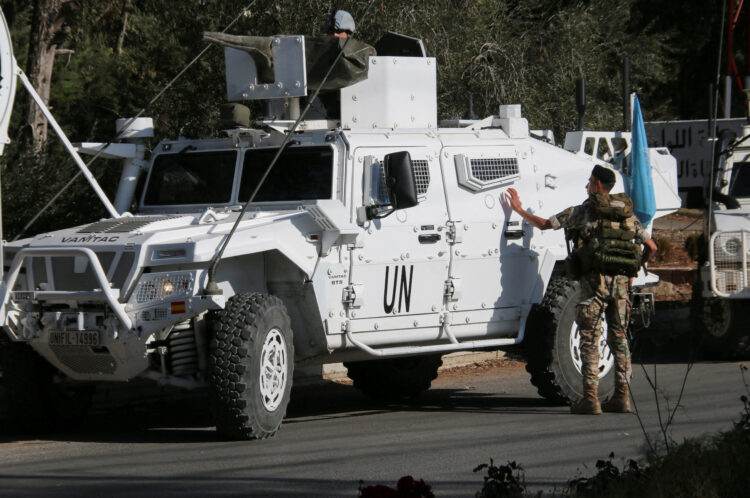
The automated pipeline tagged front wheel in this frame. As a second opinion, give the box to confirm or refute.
[208,293,294,440]
[524,278,615,405]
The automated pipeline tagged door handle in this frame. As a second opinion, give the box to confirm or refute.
[418,233,441,243]
[504,230,525,240]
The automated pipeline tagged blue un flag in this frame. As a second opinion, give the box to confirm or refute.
[629,94,656,227]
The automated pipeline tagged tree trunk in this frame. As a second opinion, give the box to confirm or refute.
[25,0,68,153]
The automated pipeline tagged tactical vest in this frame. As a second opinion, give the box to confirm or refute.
[565,193,642,279]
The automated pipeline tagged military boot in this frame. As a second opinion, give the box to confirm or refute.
[601,383,631,413]
[570,384,602,415]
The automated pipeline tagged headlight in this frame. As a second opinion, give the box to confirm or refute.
[722,237,741,257]
[133,272,194,304]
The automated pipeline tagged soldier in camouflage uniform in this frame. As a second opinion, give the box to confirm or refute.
[506,165,657,415]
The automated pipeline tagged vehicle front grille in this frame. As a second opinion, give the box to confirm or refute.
[50,345,117,374]
[29,251,135,294]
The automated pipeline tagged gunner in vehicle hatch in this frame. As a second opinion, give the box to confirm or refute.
[325,9,356,38]
[505,165,657,416]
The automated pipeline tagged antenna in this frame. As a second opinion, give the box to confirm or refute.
[575,78,586,131]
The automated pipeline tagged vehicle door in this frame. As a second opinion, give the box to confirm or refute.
[347,143,450,336]
[438,139,542,330]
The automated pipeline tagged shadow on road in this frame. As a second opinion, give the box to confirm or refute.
[0,333,726,444]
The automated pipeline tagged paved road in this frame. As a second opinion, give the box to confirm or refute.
[0,347,747,497]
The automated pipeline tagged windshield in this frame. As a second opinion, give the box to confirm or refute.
[729,161,750,198]
[239,146,333,202]
[144,150,237,205]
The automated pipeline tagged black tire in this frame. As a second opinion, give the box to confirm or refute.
[523,277,615,405]
[208,293,294,440]
[0,342,93,432]
[692,296,750,360]
[344,354,443,400]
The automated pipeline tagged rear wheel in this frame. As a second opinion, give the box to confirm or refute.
[345,354,443,400]
[208,293,294,440]
[693,296,750,360]
[524,278,615,405]
[0,342,93,432]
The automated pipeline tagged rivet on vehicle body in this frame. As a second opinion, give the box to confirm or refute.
[329,311,334,317]
[452,304,458,310]
[374,323,379,330]
[464,224,469,230]
[455,250,460,255]
[296,37,302,44]
[352,95,358,101]
[413,321,418,327]
[263,84,269,90]
[295,81,301,88]
[432,305,437,311]
[273,38,280,45]
[465,317,470,323]
[358,254,364,260]
[481,302,486,308]
[352,312,357,318]
[492,223,497,229]
[277,82,283,88]
[327,268,333,275]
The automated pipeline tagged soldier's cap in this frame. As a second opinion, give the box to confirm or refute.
[325,10,356,34]
[591,165,616,186]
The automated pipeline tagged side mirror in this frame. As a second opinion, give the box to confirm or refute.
[383,151,418,210]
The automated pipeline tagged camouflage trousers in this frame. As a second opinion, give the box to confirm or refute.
[575,273,632,388]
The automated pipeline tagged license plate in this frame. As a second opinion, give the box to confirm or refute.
[49,331,100,346]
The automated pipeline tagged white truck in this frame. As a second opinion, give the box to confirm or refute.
[0,19,681,439]
[694,124,750,359]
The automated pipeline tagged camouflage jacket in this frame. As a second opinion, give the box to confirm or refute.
[548,195,647,248]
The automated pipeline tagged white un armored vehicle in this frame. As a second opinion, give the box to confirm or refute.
[0,19,680,439]
[694,123,750,359]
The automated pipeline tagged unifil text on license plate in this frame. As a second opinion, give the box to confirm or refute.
[49,331,100,346]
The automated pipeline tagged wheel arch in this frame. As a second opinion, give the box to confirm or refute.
[214,250,328,362]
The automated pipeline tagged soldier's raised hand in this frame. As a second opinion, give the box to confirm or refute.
[505,188,523,213]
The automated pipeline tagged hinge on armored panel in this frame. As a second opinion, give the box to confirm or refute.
[446,221,462,245]
[443,278,461,301]
[342,283,364,308]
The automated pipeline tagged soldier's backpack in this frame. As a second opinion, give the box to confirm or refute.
[565,193,642,279]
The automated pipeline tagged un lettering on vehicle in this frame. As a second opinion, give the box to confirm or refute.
[383,265,414,313]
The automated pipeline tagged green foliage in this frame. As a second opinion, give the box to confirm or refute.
[473,459,526,498]
[359,475,435,497]
[568,452,650,497]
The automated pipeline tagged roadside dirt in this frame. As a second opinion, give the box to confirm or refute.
[649,209,703,302]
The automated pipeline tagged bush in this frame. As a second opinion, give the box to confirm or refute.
[652,236,674,265]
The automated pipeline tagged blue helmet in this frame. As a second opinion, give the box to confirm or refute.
[324,10,356,34]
